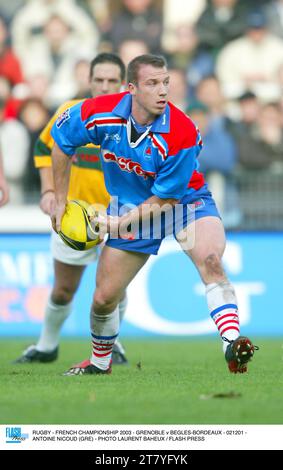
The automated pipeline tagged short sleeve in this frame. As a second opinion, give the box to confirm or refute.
[51,102,96,156]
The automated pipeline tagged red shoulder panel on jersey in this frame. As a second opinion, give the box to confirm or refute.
[162,102,199,153]
[81,91,128,121]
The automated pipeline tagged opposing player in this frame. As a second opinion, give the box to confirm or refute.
[14,53,128,365]
[51,54,258,376]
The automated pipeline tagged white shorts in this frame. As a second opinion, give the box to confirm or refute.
[51,230,99,266]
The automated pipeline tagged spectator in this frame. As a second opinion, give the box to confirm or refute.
[237,91,261,127]
[162,0,206,51]
[0,14,24,87]
[25,74,51,107]
[264,0,283,39]
[188,101,237,177]
[0,98,29,204]
[0,147,9,207]
[277,64,283,116]
[19,98,50,201]
[229,91,261,139]
[216,10,283,101]
[76,0,112,34]
[196,0,248,56]
[163,23,199,68]
[107,0,163,54]
[14,13,95,110]
[0,1,25,24]
[163,0,206,29]
[193,77,241,226]
[163,23,213,73]
[196,75,227,116]
[118,39,149,67]
[277,63,283,88]
[242,0,269,6]
[163,23,214,96]
[11,0,98,63]
[0,76,22,118]
[168,68,188,111]
[190,101,240,227]
[238,102,283,171]
[72,59,92,100]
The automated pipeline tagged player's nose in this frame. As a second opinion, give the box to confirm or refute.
[101,80,109,93]
[158,82,168,96]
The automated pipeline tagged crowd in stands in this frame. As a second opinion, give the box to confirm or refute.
[0,0,282,229]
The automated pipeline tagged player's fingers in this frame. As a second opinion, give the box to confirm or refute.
[91,213,106,224]
[49,198,56,217]
[52,203,66,233]
[40,200,50,215]
[40,193,56,216]
[51,213,57,233]
[56,212,62,233]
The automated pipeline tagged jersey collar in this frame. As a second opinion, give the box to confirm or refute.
[113,93,170,134]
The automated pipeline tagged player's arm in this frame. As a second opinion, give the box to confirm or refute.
[101,194,179,237]
[51,142,72,232]
[37,167,55,215]
[50,100,97,231]
[103,129,202,235]
[0,152,9,207]
[34,113,58,215]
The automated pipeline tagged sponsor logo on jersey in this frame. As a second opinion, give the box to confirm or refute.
[104,132,121,143]
[56,109,70,128]
[144,146,152,160]
[102,150,156,180]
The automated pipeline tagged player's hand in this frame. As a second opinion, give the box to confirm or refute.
[0,178,9,207]
[90,212,119,238]
[40,191,56,215]
[51,202,66,233]
[90,213,135,240]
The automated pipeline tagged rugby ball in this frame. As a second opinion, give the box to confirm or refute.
[58,200,101,250]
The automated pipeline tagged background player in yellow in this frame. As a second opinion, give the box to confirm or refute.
[14,53,127,365]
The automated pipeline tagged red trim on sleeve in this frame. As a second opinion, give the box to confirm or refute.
[81,92,128,121]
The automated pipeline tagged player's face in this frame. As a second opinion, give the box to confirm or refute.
[129,65,170,123]
[90,63,123,97]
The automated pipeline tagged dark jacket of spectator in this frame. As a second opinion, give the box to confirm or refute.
[196,0,249,55]
[238,103,283,170]
[108,1,163,54]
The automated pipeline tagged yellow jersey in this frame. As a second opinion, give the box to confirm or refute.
[34,100,110,207]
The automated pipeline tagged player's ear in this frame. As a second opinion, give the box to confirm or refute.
[128,82,136,95]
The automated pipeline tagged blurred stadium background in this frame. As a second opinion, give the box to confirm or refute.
[0,1,283,425]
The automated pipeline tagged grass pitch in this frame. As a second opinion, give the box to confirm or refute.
[1,338,283,424]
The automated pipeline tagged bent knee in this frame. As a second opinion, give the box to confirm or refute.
[52,285,75,305]
[203,253,225,277]
[93,290,118,313]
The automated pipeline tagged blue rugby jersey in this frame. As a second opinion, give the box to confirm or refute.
[51,92,205,207]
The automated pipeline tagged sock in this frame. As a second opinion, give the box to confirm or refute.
[36,297,72,352]
[206,281,240,353]
[118,294,128,323]
[115,294,127,353]
[91,307,119,370]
